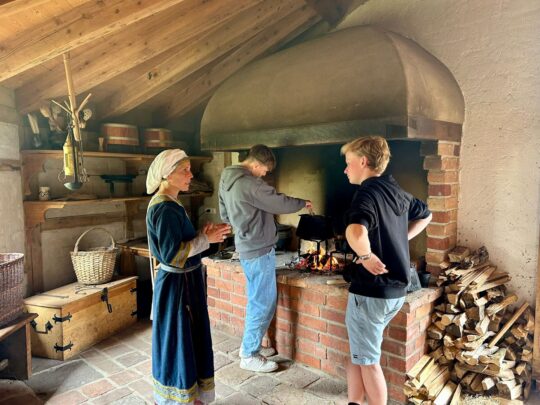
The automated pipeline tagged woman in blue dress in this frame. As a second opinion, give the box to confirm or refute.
[146,149,230,405]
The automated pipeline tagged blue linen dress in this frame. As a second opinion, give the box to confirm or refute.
[146,194,214,405]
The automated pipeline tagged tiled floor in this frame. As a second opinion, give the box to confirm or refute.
[0,319,348,404]
[3,320,540,404]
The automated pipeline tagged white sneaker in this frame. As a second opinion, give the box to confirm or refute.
[239,347,276,358]
[240,354,278,373]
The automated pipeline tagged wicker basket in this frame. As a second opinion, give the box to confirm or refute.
[71,227,118,285]
[0,253,25,327]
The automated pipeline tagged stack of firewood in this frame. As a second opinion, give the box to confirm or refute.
[404,246,534,404]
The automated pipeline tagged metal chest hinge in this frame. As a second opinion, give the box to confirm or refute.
[53,313,72,323]
[54,342,73,352]
[101,288,113,313]
[30,320,53,334]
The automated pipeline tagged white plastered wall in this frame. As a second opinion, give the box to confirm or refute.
[337,0,540,303]
[0,87,26,291]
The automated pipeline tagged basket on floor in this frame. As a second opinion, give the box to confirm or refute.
[0,253,25,327]
[71,227,118,285]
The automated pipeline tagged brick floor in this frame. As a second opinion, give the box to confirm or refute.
[0,319,349,404]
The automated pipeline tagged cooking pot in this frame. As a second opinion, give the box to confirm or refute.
[296,213,333,241]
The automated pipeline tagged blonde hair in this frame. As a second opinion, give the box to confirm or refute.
[340,136,391,174]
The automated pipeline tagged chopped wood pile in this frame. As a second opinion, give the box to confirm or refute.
[404,246,534,404]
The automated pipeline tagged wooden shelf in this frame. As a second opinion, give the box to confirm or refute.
[20,150,212,197]
[20,150,212,162]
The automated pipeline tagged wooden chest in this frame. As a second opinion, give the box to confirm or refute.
[24,277,137,360]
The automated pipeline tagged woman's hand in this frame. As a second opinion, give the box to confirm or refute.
[203,223,232,244]
[356,253,388,276]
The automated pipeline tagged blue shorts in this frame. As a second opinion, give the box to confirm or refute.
[345,293,405,365]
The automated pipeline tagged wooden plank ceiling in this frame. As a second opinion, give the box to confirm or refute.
[0,0,362,124]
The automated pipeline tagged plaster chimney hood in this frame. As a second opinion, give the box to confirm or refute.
[200,26,464,151]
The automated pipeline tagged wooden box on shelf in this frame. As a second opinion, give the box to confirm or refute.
[24,276,137,360]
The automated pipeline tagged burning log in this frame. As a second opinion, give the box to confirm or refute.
[404,246,534,404]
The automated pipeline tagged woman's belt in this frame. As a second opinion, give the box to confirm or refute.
[159,263,201,274]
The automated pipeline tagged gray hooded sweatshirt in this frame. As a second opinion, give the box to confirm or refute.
[219,165,306,259]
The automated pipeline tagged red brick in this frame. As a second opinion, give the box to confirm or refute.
[428,184,458,197]
[220,291,230,301]
[276,307,298,323]
[415,303,432,320]
[427,222,457,238]
[326,294,347,311]
[294,352,321,369]
[275,332,293,347]
[296,338,326,359]
[383,368,407,386]
[388,382,408,403]
[381,339,406,357]
[206,266,220,277]
[327,348,349,364]
[230,315,243,329]
[233,283,245,295]
[427,197,458,211]
[275,318,291,333]
[221,269,232,280]
[420,141,460,157]
[221,312,230,324]
[215,299,232,313]
[275,342,293,359]
[298,314,327,332]
[232,272,245,284]
[431,209,458,223]
[232,305,245,318]
[278,295,297,308]
[207,286,219,298]
[207,277,215,287]
[427,235,456,250]
[320,334,349,354]
[216,278,234,293]
[327,323,348,340]
[296,301,320,317]
[425,250,450,265]
[423,156,459,171]
[427,170,459,184]
[290,288,326,305]
[230,293,247,306]
[387,355,406,371]
[320,308,345,324]
[387,325,406,341]
[405,350,424,372]
[296,325,319,342]
[207,296,215,307]
[391,310,415,327]
[208,307,220,320]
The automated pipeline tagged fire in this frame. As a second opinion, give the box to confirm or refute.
[296,247,342,272]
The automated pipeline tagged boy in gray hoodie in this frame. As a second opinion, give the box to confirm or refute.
[219,144,311,372]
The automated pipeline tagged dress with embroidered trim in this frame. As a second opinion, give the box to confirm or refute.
[147,194,215,405]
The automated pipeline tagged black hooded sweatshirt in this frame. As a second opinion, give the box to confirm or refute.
[344,175,431,299]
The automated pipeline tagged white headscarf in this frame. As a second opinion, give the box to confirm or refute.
[146,149,189,194]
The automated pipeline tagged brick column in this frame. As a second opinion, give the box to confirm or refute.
[421,141,460,275]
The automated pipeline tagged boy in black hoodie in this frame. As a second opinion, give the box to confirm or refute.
[341,137,432,405]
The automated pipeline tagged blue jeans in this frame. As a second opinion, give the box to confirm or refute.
[240,249,276,357]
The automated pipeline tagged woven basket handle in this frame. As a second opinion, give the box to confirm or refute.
[73,227,116,253]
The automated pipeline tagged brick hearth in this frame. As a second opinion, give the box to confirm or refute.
[421,140,461,275]
[204,256,442,404]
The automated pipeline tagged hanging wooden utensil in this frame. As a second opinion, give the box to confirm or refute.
[58,52,90,190]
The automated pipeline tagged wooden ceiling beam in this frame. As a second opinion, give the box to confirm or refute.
[0,0,52,17]
[97,0,302,119]
[156,5,320,123]
[15,0,261,114]
[0,0,187,82]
